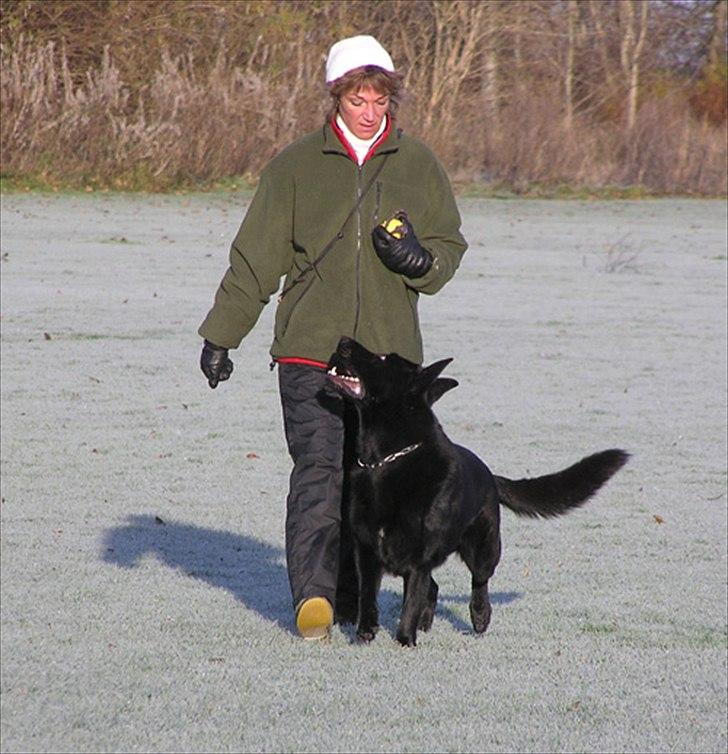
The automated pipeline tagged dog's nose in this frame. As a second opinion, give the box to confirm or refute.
[338,336,353,357]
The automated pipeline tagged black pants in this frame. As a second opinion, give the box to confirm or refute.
[278,363,358,613]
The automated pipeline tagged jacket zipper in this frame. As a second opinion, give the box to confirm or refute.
[353,163,363,336]
[279,155,385,336]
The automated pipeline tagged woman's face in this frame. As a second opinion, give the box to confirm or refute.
[338,85,389,140]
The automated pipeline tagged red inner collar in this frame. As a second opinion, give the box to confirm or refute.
[330,115,391,165]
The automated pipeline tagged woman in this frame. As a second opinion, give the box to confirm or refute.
[198,35,467,639]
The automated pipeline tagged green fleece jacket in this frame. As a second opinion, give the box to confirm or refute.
[198,121,467,364]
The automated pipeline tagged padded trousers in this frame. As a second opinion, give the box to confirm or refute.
[278,363,358,613]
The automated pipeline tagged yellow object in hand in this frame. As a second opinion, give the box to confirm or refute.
[381,216,405,239]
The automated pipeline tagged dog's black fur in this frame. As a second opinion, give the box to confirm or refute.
[326,337,629,647]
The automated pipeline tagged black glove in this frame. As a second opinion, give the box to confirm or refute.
[371,212,433,278]
[200,340,233,389]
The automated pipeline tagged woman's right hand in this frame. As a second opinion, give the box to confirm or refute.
[200,340,234,389]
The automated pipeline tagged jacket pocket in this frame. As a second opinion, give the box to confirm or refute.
[275,274,316,341]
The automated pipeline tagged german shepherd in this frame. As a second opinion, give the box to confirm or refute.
[326,336,628,647]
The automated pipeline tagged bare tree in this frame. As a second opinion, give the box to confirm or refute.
[564,0,579,129]
[707,0,727,68]
[481,0,503,130]
[619,0,650,132]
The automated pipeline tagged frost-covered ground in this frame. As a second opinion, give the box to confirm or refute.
[1,193,726,753]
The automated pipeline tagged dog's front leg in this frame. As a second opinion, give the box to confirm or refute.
[418,576,439,632]
[403,573,439,632]
[397,569,432,647]
[355,542,382,642]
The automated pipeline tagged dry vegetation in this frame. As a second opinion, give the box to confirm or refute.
[1,0,726,193]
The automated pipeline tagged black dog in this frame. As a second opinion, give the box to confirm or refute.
[326,337,628,647]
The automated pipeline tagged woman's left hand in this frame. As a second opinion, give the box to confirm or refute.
[371,213,433,278]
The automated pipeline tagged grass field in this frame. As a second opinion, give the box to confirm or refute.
[1,193,726,753]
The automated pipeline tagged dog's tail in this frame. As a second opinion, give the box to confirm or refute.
[494,449,629,519]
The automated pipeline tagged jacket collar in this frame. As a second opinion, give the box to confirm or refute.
[322,117,401,160]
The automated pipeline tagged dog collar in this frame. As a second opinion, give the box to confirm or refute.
[357,442,422,469]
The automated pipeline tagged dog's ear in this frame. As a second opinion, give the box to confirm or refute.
[426,377,459,405]
[411,358,453,396]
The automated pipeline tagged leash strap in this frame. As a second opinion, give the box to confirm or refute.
[278,154,390,302]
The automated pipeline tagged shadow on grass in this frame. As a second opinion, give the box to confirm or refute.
[102,513,294,631]
[101,513,521,639]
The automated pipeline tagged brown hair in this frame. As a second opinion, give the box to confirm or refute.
[326,65,405,122]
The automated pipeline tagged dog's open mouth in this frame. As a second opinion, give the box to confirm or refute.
[326,364,364,399]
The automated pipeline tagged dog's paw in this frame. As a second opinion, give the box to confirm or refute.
[396,631,417,648]
[469,602,492,634]
[356,624,379,643]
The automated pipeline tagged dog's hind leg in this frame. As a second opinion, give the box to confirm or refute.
[469,579,492,635]
[458,512,502,635]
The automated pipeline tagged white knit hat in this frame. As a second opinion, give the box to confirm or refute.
[325,35,395,84]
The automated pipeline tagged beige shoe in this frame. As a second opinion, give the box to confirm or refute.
[295,597,334,640]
